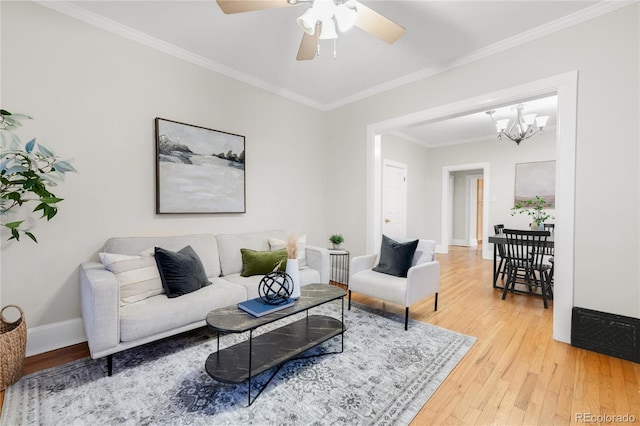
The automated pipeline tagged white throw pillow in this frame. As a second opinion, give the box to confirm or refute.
[395,237,436,266]
[99,251,164,306]
[412,240,436,266]
[268,235,306,267]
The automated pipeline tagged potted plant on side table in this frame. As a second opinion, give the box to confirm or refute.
[511,195,554,231]
[329,234,344,250]
[0,109,76,389]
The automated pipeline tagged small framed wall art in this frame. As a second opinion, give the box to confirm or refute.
[155,118,246,214]
[514,160,556,207]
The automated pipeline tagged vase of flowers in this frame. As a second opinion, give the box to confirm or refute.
[511,195,554,230]
[284,232,300,299]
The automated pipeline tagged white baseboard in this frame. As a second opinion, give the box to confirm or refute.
[451,239,467,246]
[26,318,87,357]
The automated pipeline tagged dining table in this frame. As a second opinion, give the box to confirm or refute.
[488,232,554,289]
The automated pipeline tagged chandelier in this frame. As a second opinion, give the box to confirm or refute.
[295,0,358,58]
[485,104,549,145]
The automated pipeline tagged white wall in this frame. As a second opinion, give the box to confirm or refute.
[326,5,639,318]
[427,133,556,244]
[380,134,429,239]
[0,2,328,329]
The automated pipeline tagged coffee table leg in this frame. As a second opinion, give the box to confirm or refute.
[248,329,253,407]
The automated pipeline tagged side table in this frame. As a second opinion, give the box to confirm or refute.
[329,249,349,288]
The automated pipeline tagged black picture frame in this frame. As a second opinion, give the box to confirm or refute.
[155,118,246,214]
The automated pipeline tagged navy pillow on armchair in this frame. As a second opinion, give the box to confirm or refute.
[372,235,419,278]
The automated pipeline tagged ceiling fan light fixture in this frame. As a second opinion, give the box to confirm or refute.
[297,8,318,35]
[319,18,338,39]
[335,3,357,32]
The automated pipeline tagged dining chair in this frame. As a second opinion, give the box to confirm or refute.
[493,224,509,284]
[502,229,553,308]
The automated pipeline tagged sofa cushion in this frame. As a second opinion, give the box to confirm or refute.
[350,269,407,306]
[104,234,221,278]
[268,235,307,267]
[155,246,211,298]
[216,230,287,276]
[240,248,287,277]
[98,251,164,306]
[119,278,246,342]
[373,235,419,278]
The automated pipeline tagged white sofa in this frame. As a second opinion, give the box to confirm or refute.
[80,230,329,373]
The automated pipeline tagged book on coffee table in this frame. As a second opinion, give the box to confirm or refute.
[238,297,295,317]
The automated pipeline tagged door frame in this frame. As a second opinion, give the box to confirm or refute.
[440,164,489,257]
[366,71,578,343]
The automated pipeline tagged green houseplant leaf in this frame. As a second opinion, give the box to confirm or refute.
[0,109,75,242]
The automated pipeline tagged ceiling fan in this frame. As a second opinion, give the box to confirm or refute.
[216,0,405,60]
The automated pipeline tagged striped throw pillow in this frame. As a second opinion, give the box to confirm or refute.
[99,251,164,306]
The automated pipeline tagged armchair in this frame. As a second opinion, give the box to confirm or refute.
[348,239,440,330]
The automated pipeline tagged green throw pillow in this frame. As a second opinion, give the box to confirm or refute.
[240,248,288,277]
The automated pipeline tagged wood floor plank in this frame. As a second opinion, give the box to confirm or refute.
[2,245,639,425]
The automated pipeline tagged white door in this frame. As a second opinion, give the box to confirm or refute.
[382,160,407,239]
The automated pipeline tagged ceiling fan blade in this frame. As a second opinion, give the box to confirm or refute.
[353,1,405,44]
[216,0,294,14]
[296,31,319,61]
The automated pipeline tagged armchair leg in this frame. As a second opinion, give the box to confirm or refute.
[404,307,409,330]
[348,290,352,311]
[434,293,439,311]
[107,354,113,377]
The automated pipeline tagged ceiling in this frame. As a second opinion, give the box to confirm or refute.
[394,95,558,147]
[40,1,622,147]
[46,0,614,112]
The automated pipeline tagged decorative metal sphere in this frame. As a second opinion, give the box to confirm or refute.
[258,271,293,305]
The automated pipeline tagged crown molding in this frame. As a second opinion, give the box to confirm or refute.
[34,0,635,112]
[33,1,326,111]
[324,0,636,110]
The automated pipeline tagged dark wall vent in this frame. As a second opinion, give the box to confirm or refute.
[572,307,640,363]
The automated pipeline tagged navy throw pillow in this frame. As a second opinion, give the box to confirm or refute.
[372,235,419,278]
[155,245,211,298]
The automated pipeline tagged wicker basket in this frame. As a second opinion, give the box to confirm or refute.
[0,305,27,390]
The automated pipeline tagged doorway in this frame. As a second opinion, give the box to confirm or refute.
[366,72,578,343]
[441,164,489,254]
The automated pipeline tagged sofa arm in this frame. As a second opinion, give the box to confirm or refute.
[406,261,440,306]
[305,245,330,284]
[350,253,378,277]
[80,262,120,358]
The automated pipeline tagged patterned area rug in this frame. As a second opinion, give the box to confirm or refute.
[1,302,475,426]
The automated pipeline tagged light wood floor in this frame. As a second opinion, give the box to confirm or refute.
[2,245,638,424]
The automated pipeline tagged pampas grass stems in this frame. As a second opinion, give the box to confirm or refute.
[286,232,298,259]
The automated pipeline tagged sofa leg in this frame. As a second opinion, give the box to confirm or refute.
[107,354,113,377]
[348,290,352,310]
[434,293,439,311]
[404,307,409,330]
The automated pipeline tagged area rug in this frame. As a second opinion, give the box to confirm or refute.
[1,302,476,426]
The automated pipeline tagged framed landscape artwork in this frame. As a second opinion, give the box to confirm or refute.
[155,118,246,214]
[514,160,556,207]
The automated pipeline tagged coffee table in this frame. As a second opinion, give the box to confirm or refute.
[205,283,346,406]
